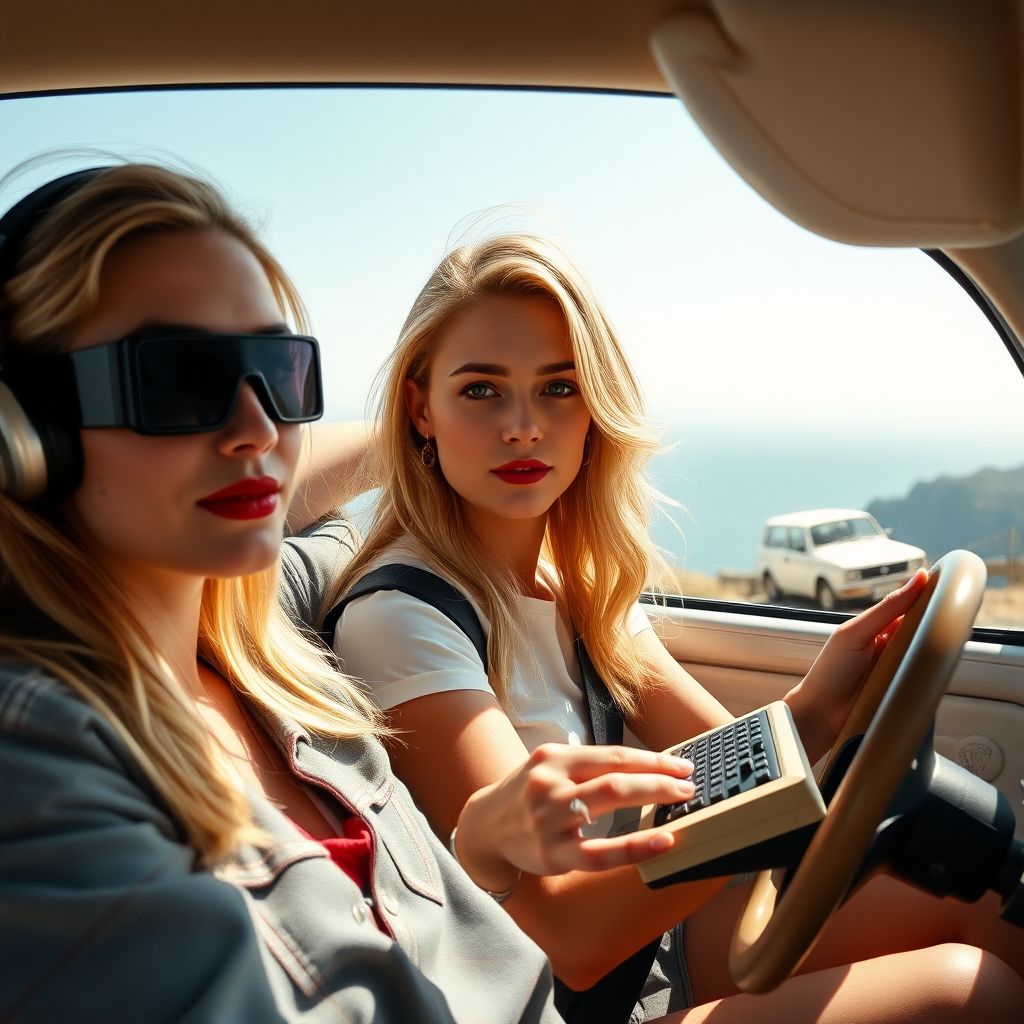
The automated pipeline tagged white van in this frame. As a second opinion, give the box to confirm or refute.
[756,509,926,610]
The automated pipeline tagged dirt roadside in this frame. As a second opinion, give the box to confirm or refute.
[664,569,1024,631]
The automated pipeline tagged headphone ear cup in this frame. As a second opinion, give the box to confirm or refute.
[34,413,83,503]
[0,378,83,503]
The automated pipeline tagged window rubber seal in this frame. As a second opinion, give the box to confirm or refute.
[923,248,1024,381]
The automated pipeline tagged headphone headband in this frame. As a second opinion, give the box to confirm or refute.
[0,168,109,291]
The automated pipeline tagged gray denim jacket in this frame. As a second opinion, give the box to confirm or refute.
[0,655,557,1023]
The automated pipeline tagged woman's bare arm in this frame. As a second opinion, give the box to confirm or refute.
[386,689,728,990]
[286,421,380,532]
[624,629,733,752]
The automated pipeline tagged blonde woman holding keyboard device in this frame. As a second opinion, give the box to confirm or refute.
[308,234,1024,1023]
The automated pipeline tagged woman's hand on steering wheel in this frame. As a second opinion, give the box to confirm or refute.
[452,744,695,895]
[785,569,929,764]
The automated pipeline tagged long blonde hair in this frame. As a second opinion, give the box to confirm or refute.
[0,163,382,866]
[329,234,668,715]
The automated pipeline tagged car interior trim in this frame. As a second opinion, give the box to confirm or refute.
[0,81,678,106]
[925,249,1024,381]
[1,0,683,98]
[650,1,1024,248]
[643,594,1024,648]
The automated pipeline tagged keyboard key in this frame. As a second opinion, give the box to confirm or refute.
[755,768,770,784]
[740,759,753,778]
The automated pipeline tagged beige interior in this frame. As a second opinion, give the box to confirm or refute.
[651,0,1024,248]
[1,0,682,97]
[650,607,1024,840]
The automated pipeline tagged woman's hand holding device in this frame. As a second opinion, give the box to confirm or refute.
[452,744,694,894]
[784,569,929,764]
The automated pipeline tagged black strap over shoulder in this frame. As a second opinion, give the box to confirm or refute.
[574,637,624,747]
[319,563,488,670]
[322,563,654,1024]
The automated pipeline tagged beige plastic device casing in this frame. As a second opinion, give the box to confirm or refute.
[638,701,826,885]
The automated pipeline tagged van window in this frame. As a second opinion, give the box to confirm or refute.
[788,528,807,553]
[811,517,882,547]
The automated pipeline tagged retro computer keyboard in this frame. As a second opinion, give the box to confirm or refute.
[636,701,826,886]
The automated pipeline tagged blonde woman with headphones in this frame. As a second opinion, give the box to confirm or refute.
[0,164,722,1024]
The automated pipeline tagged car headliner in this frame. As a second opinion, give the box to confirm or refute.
[2,0,679,98]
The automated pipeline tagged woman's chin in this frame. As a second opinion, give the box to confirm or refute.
[195,529,284,579]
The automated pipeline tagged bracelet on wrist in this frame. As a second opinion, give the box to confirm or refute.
[448,826,521,904]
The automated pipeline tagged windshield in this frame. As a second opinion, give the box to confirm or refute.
[810,518,882,546]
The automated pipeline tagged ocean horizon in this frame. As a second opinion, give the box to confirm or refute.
[648,424,1024,576]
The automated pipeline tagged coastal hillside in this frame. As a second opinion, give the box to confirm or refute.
[867,464,1024,562]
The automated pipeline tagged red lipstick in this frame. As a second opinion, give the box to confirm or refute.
[491,459,552,486]
[197,476,280,520]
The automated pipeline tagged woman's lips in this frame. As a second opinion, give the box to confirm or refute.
[197,476,280,520]
[491,459,552,486]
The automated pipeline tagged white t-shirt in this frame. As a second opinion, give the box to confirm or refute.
[332,536,652,753]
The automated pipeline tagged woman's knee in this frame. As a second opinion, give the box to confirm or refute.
[914,943,1024,1021]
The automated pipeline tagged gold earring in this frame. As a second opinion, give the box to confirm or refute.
[420,437,436,469]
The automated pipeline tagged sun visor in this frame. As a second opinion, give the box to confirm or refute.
[651,1,1024,247]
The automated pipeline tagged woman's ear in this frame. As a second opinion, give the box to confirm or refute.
[403,378,432,438]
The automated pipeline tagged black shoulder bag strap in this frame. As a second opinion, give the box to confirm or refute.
[552,640,661,1024]
[319,563,488,669]
[574,637,623,747]
[321,565,658,1024]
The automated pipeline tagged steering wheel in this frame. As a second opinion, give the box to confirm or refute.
[728,549,987,993]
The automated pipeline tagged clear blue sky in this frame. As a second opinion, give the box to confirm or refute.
[3,87,1021,570]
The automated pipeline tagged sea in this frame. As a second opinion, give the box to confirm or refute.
[646,425,1024,576]
[345,424,1024,579]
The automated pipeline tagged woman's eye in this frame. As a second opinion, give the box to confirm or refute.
[542,380,578,398]
[462,382,498,400]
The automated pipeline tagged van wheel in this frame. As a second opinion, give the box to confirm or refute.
[763,572,781,602]
[816,580,838,611]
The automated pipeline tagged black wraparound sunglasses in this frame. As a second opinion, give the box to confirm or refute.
[57,331,324,434]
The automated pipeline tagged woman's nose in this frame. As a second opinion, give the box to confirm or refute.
[502,396,542,445]
[216,381,279,455]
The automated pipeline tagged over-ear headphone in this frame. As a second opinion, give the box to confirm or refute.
[0,168,108,502]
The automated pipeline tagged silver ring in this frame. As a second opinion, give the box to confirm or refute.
[569,797,592,825]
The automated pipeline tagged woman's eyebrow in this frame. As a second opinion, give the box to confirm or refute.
[450,362,509,377]
[448,359,577,377]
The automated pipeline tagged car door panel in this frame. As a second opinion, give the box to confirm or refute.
[651,606,1024,839]
[934,695,1024,839]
